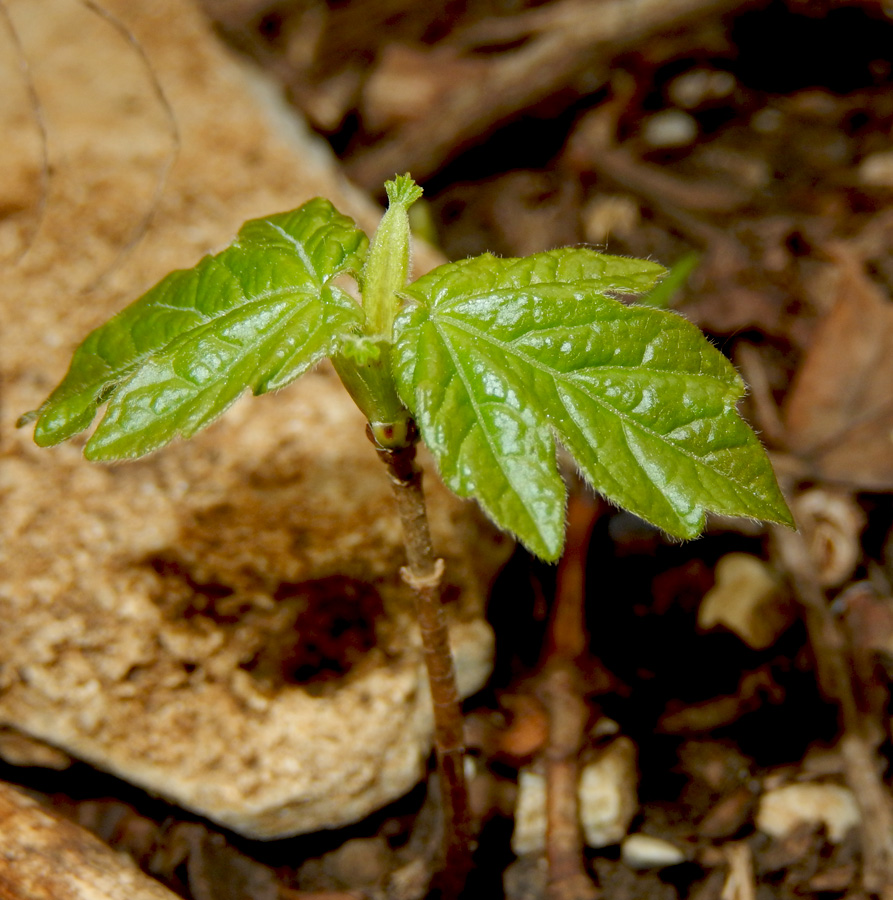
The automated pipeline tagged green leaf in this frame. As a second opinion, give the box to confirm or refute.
[29,199,368,459]
[637,251,699,309]
[393,248,793,560]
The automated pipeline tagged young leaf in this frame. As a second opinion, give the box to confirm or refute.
[393,248,793,560]
[637,251,699,309]
[27,199,368,459]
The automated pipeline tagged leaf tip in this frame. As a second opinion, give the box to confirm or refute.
[769,503,797,531]
[29,400,97,448]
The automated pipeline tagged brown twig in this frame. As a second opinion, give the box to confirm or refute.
[369,427,472,899]
[347,0,752,189]
[566,108,752,216]
[734,343,788,448]
[564,99,749,257]
[536,489,602,900]
[721,842,757,900]
[773,523,893,899]
[0,0,49,264]
[78,1,180,292]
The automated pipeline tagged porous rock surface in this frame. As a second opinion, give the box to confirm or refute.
[0,0,510,838]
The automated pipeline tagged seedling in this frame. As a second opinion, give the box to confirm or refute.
[20,175,792,893]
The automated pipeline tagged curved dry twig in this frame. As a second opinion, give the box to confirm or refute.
[0,0,50,264]
[79,0,181,291]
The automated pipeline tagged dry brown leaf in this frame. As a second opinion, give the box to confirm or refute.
[698,786,755,840]
[784,249,893,488]
[791,489,865,587]
[498,693,549,761]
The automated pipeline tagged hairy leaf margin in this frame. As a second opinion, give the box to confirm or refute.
[27,198,368,459]
[393,248,793,558]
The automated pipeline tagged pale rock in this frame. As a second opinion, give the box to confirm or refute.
[582,195,640,245]
[756,782,860,843]
[511,769,550,857]
[642,109,698,149]
[0,0,510,839]
[859,149,893,187]
[511,738,638,856]
[621,834,687,869]
[667,68,736,110]
[0,727,73,770]
[579,737,639,848]
[0,783,182,900]
[698,553,792,649]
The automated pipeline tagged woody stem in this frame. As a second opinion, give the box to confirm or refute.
[368,425,472,898]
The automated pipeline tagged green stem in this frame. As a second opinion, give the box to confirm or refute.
[339,174,471,893]
[331,347,414,447]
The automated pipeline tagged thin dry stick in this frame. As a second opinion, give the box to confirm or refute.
[347,0,746,188]
[721,842,757,900]
[368,426,472,898]
[540,667,598,900]
[538,490,601,900]
[79,0,180,291]
[773,524,893,899]
[0,0,49,264]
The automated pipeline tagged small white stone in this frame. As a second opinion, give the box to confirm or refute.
[859,150,893,187]
[668,69,736,109]
[642,110,698,149]
[582,195,640,245]
[511,739,638,856]
[579,737,638,848]
[621,834,687,869]
[511,768,548,857]
[751,107,783,134]
[757,782,860,843]
[698,553,791,649]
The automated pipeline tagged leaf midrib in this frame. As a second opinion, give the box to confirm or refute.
[432,322,556,551]
[94,282,322,391]
[259,221,322,283]
[429,282,662,312]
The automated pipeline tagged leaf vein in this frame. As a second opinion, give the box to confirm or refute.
[441,316,754,495]
[262,220,318,282]
[434,323,544,539]
[148,302,212,321]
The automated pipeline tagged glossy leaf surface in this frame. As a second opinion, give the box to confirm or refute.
[393,249,793,560]
[30,199,367,459]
